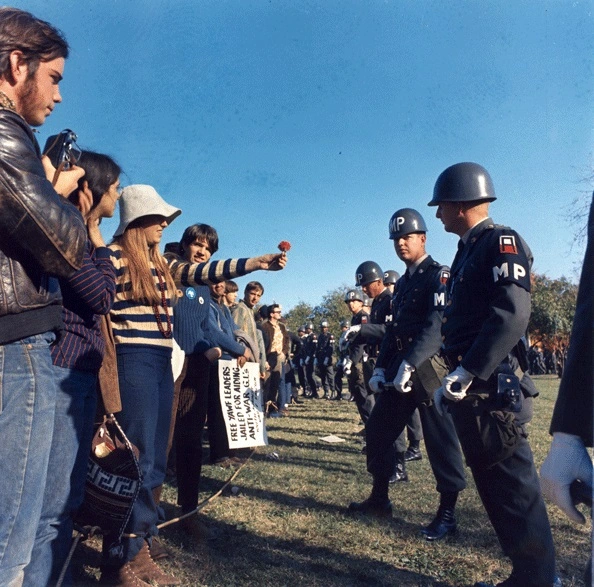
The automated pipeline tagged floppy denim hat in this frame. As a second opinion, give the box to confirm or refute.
[113,184,181,237]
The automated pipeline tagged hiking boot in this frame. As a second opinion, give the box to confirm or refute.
[128,541,180,586]
[348,497,392,517]
[100,562,152,586]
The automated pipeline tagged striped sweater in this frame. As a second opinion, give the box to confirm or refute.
[108,245,249,349]
[51,242,116,371]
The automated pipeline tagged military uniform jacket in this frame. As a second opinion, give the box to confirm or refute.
[442,218,533,382]
[348,310,368,364]
[293,335,306,362]
[358,287,393,354]
[304,333,318,361]
[315,331,334,364]
[376,255,448,379]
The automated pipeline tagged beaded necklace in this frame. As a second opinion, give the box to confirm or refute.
[152,269,172,338]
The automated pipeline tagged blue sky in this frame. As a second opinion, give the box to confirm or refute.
[16,0,594,310]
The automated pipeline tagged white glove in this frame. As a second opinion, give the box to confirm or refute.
[393,360,414,393]
[343,358,352,375]
[442,365,474,401]
[344,325,361,342]
[540,432,593,524]
[368,368,386,393]
[323,357,329,366]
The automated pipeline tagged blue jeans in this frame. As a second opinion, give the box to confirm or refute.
[0,332,57,587]
[103,346,173,566]
[279,362,291,408]
[23,367,97,587]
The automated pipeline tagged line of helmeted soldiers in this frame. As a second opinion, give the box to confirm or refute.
[289,269,410,403]
[291,320,345,399]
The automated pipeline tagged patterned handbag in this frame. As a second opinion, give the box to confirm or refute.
[75,414,142,542]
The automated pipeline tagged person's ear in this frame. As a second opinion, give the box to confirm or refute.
[9,51,29,84]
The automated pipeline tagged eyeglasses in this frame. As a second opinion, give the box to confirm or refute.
[271,310,281,314]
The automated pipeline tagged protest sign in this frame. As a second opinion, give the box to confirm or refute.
[219,359,268,448]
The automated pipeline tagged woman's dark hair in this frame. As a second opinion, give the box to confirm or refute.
[69,150,121,210]
[179,224,219,257]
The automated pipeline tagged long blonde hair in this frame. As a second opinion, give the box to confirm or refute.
[113,225,176,306]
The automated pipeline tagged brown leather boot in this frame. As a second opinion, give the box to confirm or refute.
[128,541,180,586]
[149,536,171,561]
[149,486,171,560]
[181,514,217,542]
[100,561,152,586]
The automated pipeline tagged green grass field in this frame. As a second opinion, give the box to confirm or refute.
[73,375,590,586]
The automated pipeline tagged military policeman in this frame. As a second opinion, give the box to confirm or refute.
[342,289,372,421]
[349,209,467,540]
[334,319,350,400]
[431,163,557,587]
[303,322,319,398]
[294,326,308,394]
[346,261,426,481]
[385,264,426,462]
[383,269,400,294]
[316,320,336,399]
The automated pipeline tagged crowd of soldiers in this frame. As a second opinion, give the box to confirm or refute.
[286,163,582,587]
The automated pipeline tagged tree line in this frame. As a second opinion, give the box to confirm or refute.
[283,273,578,353]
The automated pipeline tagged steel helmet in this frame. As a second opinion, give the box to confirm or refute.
[388,208,427,239]
[362,294,371,307]
[297,326,305,333]
[320,320,329,328]
[383,269,400,285]
[306,322,314,330]
[429,162,497,206]
[340,319,351,328]
[355,261,383,287]
[344,289,364,303]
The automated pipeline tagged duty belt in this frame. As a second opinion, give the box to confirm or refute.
[440,350,524,380]
[394,336,413,352]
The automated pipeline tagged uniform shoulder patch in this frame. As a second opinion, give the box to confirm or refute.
[361,315,368,324]
[439,269,450,284]
[499,235,518,255]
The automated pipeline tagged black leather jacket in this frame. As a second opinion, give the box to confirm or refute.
[0,108,86,343]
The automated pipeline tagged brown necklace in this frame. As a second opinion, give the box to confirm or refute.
[152,269,172,338]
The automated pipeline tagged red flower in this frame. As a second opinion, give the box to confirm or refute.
[278,240,291,252]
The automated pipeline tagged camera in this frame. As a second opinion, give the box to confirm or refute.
[43,129,81,185]
[494,373,523,413]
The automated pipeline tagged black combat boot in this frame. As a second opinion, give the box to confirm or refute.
[348,476,392,517]
[404,442,422,462]
[421,491,458,541]
[389,452,409,483]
